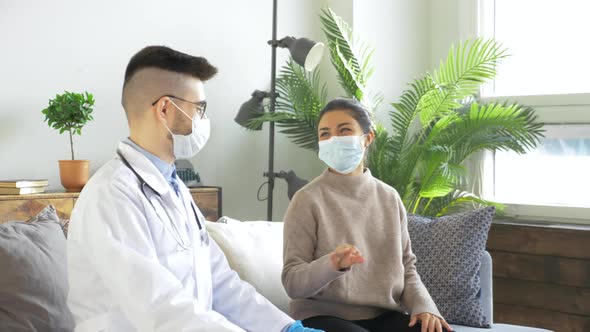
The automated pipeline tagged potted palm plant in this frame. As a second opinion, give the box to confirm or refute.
[42,91,95,192]
[246,8,545,216]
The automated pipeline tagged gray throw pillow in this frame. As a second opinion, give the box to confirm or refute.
[0,205,75,332]
[407,207,495,328]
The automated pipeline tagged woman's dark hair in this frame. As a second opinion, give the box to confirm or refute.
[318,98,374,133]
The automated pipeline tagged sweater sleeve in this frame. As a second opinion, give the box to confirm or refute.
[281,191,347,299]
[397,193,443,318]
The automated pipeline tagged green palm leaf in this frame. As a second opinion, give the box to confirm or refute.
[417,164,464,198]
[390,77,435,156]
[368,38,543,217]
[384,77,435,198]
[246,8,379,152]
[431,191,505,217]
[246,59,327,151]
[417,38,509,126]
[432,102,545,163]
[416,146,464,199]
[320,8,381,110]
[366,124,393,183]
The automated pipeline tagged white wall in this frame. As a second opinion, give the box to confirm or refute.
[0,0,325,221]
[353,0,431,127]
[428,0,479,69]
[0,0,444,221]
[310,0,432,126]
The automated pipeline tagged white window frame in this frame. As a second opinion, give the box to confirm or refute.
[475,0,590,225]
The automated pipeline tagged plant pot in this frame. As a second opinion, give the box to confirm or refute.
[58,160,90,192]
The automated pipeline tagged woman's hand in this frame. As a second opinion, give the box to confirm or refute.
[409,312,453,332]
[329,244,365,271]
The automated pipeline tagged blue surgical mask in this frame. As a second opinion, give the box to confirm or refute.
[318,135,367,174]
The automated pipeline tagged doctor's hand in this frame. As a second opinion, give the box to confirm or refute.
[286,320,325,332]
[409,312,453,332]
[330,244,365,271]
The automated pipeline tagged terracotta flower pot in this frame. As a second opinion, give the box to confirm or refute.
[58,160,90,192]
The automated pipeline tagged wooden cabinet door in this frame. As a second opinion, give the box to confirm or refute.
[0,198,74,223]
[190,187,221,222]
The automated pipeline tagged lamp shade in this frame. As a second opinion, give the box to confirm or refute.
[235,90,267,130]
[280,37,325,71]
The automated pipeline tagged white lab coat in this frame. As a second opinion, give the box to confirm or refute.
[67,142,293,332]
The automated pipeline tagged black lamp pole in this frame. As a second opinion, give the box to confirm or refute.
[264,0,279,221]
[235,0,323,221]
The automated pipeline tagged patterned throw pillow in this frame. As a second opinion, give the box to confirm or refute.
[59,218,70,237]
[407,207,495,328]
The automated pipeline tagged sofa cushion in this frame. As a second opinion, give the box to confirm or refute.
[206,219,290,313]
[407,207,495,328]
[208,215,553,331]
[452,323,552,332]
[0,205,74,332]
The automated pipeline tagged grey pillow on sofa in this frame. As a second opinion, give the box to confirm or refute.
[0,205,74,332]
[407,207,495,328]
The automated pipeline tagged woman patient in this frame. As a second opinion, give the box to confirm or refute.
[282,98,452,332]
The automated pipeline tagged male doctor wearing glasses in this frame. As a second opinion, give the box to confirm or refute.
[67,45,322,332]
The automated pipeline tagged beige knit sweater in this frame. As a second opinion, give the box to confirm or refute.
[281,168,441,321]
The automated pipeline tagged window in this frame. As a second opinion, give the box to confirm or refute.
[481,0,590,97]
[478,0,590,223]
[494,124,590,208]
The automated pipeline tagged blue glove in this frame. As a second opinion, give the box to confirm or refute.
[286,320,324,332]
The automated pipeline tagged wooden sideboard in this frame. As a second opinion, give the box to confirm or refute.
[0,186,222,223]
[487,221,590,332]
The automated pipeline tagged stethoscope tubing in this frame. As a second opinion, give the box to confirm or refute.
[117,151,207,250]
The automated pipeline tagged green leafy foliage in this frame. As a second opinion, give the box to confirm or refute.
[244,8,545,216]
[319,8,382,112]
[245,8,379,152]
[370,39,544,215]
[246,59,327,151]
[42,91,95,160]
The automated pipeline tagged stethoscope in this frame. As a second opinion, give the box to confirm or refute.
[117,151,209,251]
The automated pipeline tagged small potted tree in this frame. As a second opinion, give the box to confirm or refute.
[42,91,95,192]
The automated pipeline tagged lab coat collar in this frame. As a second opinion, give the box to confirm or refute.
[123,138,176,184]
[117,142,172,197]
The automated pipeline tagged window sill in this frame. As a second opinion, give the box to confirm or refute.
[481,92,590,107]
[497,203,590,226]
[493,218,590,231]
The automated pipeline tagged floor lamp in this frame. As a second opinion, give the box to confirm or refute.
[234,0,323,220]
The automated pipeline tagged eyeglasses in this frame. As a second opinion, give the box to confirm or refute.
[151,95,207,119]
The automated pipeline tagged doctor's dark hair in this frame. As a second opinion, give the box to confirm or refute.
[123,46,218,86]
[318,98,375,134]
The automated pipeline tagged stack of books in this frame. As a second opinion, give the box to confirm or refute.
[0,179,48,195]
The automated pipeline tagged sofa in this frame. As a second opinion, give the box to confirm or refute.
[0,205,552,331]
[205,219,553,332]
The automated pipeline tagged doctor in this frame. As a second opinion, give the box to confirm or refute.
[67,46,322,332]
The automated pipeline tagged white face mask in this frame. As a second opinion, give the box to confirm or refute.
[164,100,210,159]
[318,135,367,174]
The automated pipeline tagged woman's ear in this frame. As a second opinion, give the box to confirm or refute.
[364,130,375,148]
